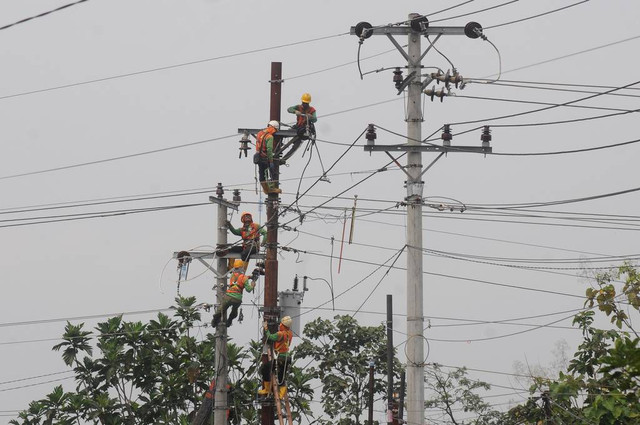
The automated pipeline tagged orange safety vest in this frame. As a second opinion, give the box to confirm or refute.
[255,129,274,160]
[241,222,260,248]
[295,104,316,127]
[227,272,249,296]
[274,324,293,355]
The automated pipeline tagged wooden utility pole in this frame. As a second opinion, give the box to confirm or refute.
[368,360,375,425]
[261,61,283,425]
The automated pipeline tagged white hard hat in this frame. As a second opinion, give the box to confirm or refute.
[281,316,292,328]
[268,120,280,130]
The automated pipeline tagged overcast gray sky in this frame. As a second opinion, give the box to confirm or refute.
[2,0,640,423]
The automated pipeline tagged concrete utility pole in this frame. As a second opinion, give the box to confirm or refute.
[211,185,238,425]
[351,14,489,425]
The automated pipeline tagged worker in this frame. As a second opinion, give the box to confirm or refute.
[258,316,293,399]
[287,92,317,137]
[211,260,259,328]
[280,93,317,162]
[255,120,282,195]
[221,211,266,270]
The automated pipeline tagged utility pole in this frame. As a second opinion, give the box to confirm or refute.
[368,360,375,425]
[351,14,489,425]
[387,294,394,425]
[189,184,240,425]
[261,61,283,425]
[211,184,238,425]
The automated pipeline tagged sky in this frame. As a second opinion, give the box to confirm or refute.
[2,0,640,423]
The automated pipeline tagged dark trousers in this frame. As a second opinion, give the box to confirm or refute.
[228,244,258,262]
[211,295,241,327]
[261,356,289,386]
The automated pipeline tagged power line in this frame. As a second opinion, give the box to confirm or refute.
[478,80,640,99]
[0,134,236,181]
[455,94,635,114]
[0,32,347,102]
[0,307,172,328]
[297,250,585,299]
[452,79,640,126]
[0,371,72,386]
[430,0,520,24]
[482,33,640,77]
[426,0,477,17]
[0,97,400,182]
[0,202,210,229]
[426,310,577,343]
[0,0,90,32]
[469,185,640,210]
[0,376,73,393]
[485,0,589,30]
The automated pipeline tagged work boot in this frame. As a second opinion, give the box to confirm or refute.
[242,261,250,271]
[267,182,282,194]
[260,182,270,195]
[257,381,271,396]
[279,385,287,400]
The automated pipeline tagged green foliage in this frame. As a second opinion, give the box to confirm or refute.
[424,364,504,425]
[504,264,640,425]
[11,296,314,425]
[295,314,402,425]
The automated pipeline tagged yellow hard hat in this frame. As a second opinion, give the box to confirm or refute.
[301,93,311,103]
[241,212,252,221]
[233,259,244,269]
[281,316,292,328]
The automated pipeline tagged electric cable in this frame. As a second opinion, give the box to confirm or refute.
[455,94,636,114]
[351,245,406,319]
[426,0,476,17]
[0,98,400,183]
[485,0,590,30]
[469,185,640,210]
[0,0,90,32]
[0,134,236,182]
[0,202,210,229]
[429,0,520,23]
[426,310,579,343]
[451,79,640,126]
[477,78,640,94]
[0,376,74,393]
[299,250,585,299]
[0,371,73,386]
[484,33,640,78]
[425,35,455,70]
[0,32,348,102]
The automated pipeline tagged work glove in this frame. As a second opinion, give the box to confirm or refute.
[295,110,301,116]
[251,268,260,280]
[263,321,268,331]
[225,220,231,228]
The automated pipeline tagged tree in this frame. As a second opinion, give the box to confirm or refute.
[504,264,640,424]
[424,364,503,425]
[11,297,314,425]
[294,314,403,425]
